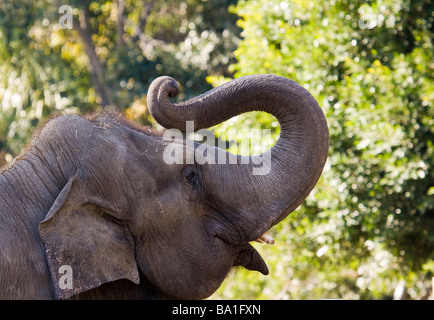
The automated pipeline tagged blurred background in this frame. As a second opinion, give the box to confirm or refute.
[0,0,433,299]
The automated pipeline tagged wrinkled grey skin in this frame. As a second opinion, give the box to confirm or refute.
[0,74,329,299]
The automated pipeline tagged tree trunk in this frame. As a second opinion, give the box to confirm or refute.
[74,6,115,109]
[114,0,125,48]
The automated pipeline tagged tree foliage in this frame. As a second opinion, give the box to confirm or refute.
[212,0,434,299]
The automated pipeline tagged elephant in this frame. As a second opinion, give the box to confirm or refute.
[0,74,329,299]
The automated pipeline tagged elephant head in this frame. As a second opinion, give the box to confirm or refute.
[38,74,328,299]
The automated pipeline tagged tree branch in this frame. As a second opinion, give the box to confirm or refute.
[129,0,172,59]
[73,5,115,109]
[137,33,171,60]
[132,0,157,42]
[114,0,125,47]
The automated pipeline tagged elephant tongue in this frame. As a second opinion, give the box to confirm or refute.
[235,243,269,275]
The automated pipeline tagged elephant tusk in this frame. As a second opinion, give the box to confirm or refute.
[255,233,275,245]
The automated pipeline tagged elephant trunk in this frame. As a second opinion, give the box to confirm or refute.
[147,74,329,242]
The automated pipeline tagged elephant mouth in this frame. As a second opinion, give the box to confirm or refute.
[234,242,270,275]
[214,231,273,276]
[243,232,275,275]
[206,205,273,275]
[201,189,279,277]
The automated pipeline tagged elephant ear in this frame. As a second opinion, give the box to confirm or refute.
[39,174,140,299]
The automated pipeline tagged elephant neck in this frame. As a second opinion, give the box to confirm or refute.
[0,150,70,225]
[0,117,85,224]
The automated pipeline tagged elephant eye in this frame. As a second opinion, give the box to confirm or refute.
[181,167,204,199]
[183,167,202,190]
[185,171,197,182]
